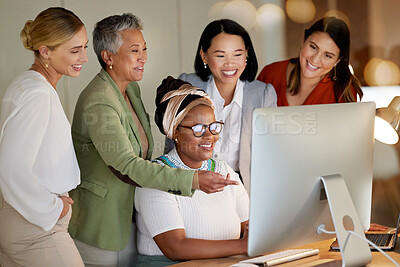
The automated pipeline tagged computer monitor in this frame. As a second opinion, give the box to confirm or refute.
[248,102,376,265]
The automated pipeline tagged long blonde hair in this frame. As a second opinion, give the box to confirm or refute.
[20,7,84,56]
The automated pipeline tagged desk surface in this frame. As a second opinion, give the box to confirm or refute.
[171,238,400,266]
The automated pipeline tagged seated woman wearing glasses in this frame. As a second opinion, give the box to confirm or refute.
[134,76,249,266]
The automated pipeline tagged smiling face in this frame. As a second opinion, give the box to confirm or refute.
[108,28,147,88]
[48,26,88,77]
[200,32,247,90]
[174,105,219,169]
[299,31,340,82]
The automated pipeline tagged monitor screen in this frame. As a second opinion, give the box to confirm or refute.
[248,102,375,257]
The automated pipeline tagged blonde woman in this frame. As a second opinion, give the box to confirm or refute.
[0,7,88,266]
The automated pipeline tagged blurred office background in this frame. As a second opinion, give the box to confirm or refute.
[1,0,399,225]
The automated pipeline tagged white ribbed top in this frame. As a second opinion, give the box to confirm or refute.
[135,149,249,255]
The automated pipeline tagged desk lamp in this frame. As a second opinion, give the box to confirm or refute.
[375,96,400,144]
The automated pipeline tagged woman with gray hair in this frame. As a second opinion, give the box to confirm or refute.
[68,13,237,266]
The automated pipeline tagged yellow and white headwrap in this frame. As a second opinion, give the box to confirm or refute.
[156,77,214,140]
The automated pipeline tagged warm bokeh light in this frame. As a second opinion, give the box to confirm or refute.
[286,0,315,24]
[376,60,400,85]
[324,10,351,28]
[374,116,399,144]
[256,4,285,29]
[364,58,382,86]
[364,58,400,86]
[221,0,257,29]
[208,1,229,21]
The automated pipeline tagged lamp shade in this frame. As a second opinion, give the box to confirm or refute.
[375,96,400,144]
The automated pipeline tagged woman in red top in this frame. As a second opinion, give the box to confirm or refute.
[257,17,363,106]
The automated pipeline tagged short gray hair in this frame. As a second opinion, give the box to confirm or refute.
[93,13,143,69]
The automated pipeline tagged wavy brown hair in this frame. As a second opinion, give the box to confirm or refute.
[287,17,363,102]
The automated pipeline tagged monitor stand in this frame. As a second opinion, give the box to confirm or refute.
[320,174,372,267]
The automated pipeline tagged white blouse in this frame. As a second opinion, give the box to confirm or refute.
[207,76,244,171]
[135,148,249,256]
[0,71,80,231]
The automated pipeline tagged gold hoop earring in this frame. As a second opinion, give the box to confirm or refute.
[333,66,337,81]
[44,57,49,68]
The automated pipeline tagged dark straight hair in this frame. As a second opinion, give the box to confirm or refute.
[194,19,258,82]
[288,16,363,102]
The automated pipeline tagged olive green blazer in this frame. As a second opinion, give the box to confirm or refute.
[69,69,194,251]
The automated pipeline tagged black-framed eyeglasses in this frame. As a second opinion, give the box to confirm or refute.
[178,121,224,137]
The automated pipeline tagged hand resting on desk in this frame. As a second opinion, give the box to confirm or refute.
[369,223,389,232]
[153,220,248,260]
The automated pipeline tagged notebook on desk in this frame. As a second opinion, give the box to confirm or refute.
[331,214,400,251]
